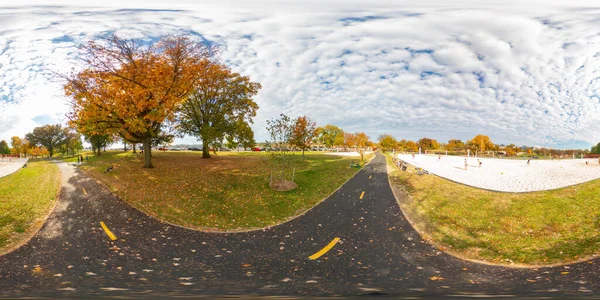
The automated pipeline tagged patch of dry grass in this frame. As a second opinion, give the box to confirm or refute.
[0,160,60,254]
[81,150,372,231]
[386,153,600,266]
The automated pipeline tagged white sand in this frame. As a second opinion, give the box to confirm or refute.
[0,158,29,178]
[397,154,600,192]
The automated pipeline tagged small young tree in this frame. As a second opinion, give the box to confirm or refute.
[290,115,317,159]
[266,114,296,190]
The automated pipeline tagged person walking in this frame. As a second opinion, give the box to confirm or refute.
[464,158,468,170]
[477,159,482,168]
[527,158,531,166]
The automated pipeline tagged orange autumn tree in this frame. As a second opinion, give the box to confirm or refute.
[354,132,370,150]
[290,115,317,159]
[64,35,212,168]
[343,132,356,150]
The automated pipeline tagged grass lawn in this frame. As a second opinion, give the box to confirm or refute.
[386,153,600,266]
[0,160,61,254]
[78,150,373,231]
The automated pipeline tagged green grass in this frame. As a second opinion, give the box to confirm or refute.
[386,153,600,266]
[79,150,373,231]
[0,160,60,253]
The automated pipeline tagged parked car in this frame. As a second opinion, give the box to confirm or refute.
[252,147,261,151]
[187,147,201,151]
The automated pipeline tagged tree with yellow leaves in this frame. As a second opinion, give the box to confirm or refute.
[354,132,371,150]
[467,134,495,154]
[64,35,212,168]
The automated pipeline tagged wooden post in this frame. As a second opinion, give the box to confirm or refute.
[292,167,296,182]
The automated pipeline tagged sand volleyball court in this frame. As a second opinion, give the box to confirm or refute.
[397,154,600,192]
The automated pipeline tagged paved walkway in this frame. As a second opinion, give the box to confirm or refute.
[0,157,28,178]
[0,154,599,297]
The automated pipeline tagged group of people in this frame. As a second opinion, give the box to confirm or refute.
[463,158,484,170]
[76,155,88,164]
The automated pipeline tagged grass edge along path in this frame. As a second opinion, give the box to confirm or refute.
[385,153,600,267]
[0,160,61,255]
[79,151,375,232]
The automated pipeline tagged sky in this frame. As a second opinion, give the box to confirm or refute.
[2,1,600,149]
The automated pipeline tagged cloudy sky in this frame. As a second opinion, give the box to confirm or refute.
[2,0,600,149]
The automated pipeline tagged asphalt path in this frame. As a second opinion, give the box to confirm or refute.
[1,153,600,298]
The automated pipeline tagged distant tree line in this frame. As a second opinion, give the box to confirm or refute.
[376,134,589,157]
[2,124,83,158]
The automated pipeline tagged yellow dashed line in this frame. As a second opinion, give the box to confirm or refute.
[308,237,340,260]
[100,221,117,241]
[83,188,87,195]
[360,191,365,200]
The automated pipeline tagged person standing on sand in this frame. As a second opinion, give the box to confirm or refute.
[464,158,468,170]
[527,158,531,166]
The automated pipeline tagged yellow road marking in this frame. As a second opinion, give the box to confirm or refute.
[83,188,87,195]
[360,191,365,200]
[100,222,117,241]
[308,237,340,260]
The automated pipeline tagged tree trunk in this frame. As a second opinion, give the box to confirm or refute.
[302,148,305,160]
[133,143,137,153]
[202,143,211,158]
[49,147,53,157]
[143,137,154,168]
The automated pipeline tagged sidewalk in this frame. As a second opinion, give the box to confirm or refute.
[0,158,29,178]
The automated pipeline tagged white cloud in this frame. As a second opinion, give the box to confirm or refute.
[2,1,600,149]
